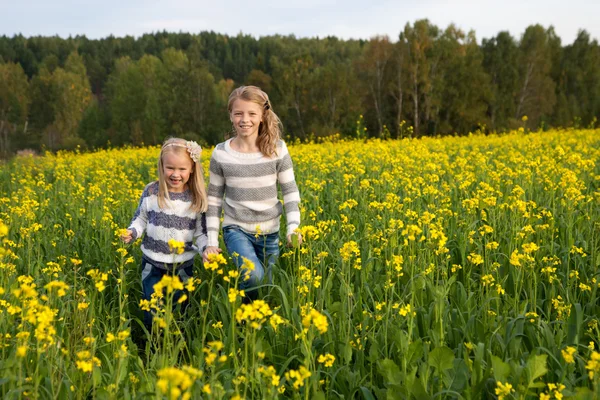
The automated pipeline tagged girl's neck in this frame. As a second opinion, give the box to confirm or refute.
[230,136,260,153]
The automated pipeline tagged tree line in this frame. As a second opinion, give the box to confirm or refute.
[1,20,599,156]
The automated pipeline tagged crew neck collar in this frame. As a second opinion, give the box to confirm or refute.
[225,138,264,159]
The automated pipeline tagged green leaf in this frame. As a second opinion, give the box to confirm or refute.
[359,386,376,400]
[312,391,326,400]
[428,346,455,371]
[573,386,594,400]
[377,359,402,384]
[92,366,102,387]
[408,338,424,365]
[491,355,511,382]
[339,343,353,364]
[368,340,380,363]
[567,303,583,345]
[525,354,548,388]
[406,367,430,400]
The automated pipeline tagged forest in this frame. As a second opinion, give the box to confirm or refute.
[0,20,599,155]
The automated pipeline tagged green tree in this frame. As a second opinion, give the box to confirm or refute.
[391,35,408,136]
[51,51,93,148]
[403,20,439,136]
[515,25,559,128]
[554,30,600,127]
[437,27,492,133]
[28,52,92,150]
[107,57,146,145]
[78,98,108,148]
[482,31,520,130]
[312,60,359,135]
[0,62,30,156]
[356,36,393,136]
[138,54,168,144]
[245,69,273,94]
[271,54,315,138]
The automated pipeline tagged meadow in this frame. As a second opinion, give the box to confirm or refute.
[0,128,599,399]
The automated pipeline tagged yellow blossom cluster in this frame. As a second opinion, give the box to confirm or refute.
[156,366,203,400]
[301,307,329,334]
[235,300,273,329]
[86,269,108,292]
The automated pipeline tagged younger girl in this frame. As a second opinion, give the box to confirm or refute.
[203,86,302,300]
[121,138,209,329]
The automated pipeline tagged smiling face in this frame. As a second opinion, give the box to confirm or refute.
[230,99,264,141]
[161,150,193,193]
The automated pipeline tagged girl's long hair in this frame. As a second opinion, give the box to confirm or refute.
[227,85,282,157]
[157,138,207,213]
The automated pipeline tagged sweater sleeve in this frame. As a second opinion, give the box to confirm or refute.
[127,185,151,240]
[194,213,208,254]
[277,141,301,236]
[206,151,225,247]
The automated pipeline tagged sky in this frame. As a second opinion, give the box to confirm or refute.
[1,0,598,45]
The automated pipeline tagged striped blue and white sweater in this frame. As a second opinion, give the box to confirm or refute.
[128,181,208,266]
[206,139,301,247]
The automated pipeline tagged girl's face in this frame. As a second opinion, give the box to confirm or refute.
[230,99,263,140]
[162,151,193,193]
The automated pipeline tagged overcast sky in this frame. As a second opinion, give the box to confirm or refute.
[1,0,598,45]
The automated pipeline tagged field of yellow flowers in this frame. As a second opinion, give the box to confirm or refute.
[0,128,599,399]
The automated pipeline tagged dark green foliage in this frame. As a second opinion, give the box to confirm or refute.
[0,22,598,154]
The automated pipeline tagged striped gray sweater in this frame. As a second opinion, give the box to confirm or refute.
[128,181,208,265]
[206,139,301,247]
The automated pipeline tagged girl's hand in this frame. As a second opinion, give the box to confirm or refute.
[287,232,302,247]
[120,229,134,244]
[203,246,222,263]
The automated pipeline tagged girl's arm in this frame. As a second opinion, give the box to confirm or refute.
[127,184,151,241]
[206,151,225,248]
[277,141,301,240]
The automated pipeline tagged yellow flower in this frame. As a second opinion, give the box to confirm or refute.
[167,239,185,254]
[302,307,328,334]
[153,275,184,295]
[76,350,101,372]
[228,288,243,303]
[467,253,484,266]
[205,253,228,271]
[87,269,108,292]
[285,365,311,389]
[339,241,360,262]
[0,222,8,237]
[269,314,286,332]
[561,346,576,364]
[399,303,416,317]
[235,300,273,329]
[317,353,335,367]
[156,366,200,399]
[16,345,27,358]
[258,365,281,387]
[44,280,69,297]
[586,351,600,379]
[525,312,538,323]
[481,274,495,287]
[494,381,514,400]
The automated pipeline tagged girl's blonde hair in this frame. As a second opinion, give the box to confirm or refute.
[157,138,207,213]
[227,85,282,157]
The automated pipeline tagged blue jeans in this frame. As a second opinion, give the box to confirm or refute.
[141,257,193,330]
[223,226,280,299]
